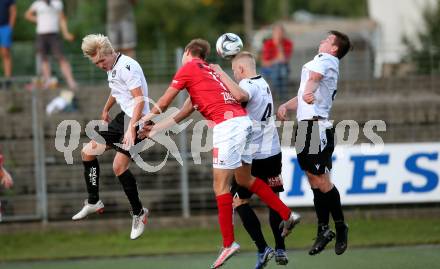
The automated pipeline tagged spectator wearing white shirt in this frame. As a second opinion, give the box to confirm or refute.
[25,0,77,89]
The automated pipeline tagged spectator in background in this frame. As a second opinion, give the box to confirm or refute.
[0,153,13,222]
[260,24,293,100]
[0,154,13,189]
[0,0,16,89]
[107,0,137,58]
[25,0,77,90]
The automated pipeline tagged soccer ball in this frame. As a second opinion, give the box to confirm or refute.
[216,33,243,59]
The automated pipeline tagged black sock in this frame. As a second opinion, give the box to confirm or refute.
[269,207,285,250]
[118,170,143,215]
[83,159,100,204]
[236,203,267,253]
[312,188,330,227]
[324,186,345,224]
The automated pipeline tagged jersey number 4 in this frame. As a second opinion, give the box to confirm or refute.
[261,103,272,121]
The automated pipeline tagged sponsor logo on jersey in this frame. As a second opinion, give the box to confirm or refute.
[221,91,239,104]
[126,65,130,71]
[268,175,283,188]
[112,70,116,78]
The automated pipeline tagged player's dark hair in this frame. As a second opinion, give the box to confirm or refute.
[329,30,351,59]
[185,39,211,60]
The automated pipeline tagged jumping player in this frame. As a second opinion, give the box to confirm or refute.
[137,39,300,269]
[72,34,149,240]
[277,30,351,255]
[210,51,291,268]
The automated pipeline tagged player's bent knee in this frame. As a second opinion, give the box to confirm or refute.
[112,154,130,176]
[81,147,94,161]
[235,177,253,189]
[112,161,129,176]
[315,177,333,192]
[307,172,329,189]
[81,141,98,160]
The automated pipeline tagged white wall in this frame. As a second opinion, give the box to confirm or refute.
[368,0,437,76]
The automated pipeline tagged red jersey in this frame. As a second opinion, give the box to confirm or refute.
[170,58,247,124]
[262,38,293,62]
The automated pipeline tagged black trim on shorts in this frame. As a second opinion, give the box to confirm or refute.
[295,120,334,175]
[231,152,284,200]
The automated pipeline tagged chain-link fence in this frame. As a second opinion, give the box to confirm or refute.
[1,45,440,223]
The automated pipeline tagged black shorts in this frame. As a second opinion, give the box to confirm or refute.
[231,152,284,200]
[94,112,142,157]
[295,120,334,175]
[36,33,64,59]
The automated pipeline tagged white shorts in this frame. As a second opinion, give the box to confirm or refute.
[212,116,253,169]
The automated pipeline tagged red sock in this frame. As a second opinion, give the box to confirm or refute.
[216,193,235,247]
[250,178,291,220]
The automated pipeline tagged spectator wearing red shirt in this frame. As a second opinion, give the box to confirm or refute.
[137,38,299,269]
[261,24,293,100]
[0,154,13,189]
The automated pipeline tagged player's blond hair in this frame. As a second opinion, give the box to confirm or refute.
[232,51,256,69]
[81,34,115,60]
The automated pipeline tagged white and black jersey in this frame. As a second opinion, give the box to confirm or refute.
[296,53,339,121]
[295,53,339,175]
[239,75,281,160]
[107,54,150,118]
[230,75,284,199]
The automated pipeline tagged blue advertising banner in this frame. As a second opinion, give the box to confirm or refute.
[280,143,440,206]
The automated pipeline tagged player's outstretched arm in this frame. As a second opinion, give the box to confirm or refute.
[210,64,249,102]
[277,96,298,121]
[138,87,180,127]
[137,97,194,139]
